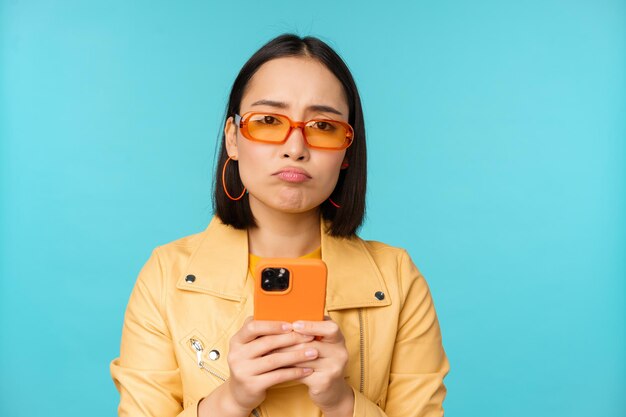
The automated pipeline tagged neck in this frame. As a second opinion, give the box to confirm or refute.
[247,201,321,258]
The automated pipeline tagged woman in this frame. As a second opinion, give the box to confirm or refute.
[111,34,450,417]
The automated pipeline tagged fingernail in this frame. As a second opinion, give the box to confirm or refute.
[293,322,304,330]
[282,323,292,331]
[305,349,317,358]
[302,367,313,374]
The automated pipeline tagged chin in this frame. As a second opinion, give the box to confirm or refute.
[250,188,325,215]
[273,196,324,215]
[274,200,311,213]
[271,189,310,211]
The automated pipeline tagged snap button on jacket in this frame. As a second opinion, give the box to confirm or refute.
[110,217,450,416]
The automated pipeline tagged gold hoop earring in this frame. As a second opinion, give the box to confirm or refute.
[222,157,246,201]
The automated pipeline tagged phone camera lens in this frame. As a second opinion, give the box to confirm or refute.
[262,269,276,279]
[277,276,287,288]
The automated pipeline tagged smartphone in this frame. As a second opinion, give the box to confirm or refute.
[254,258,327,322]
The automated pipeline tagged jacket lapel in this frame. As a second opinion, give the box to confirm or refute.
[176,217,249,301]
[176,217,391,310]
[321,223,390,311]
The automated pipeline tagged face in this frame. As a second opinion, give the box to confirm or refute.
[224,56,349,215]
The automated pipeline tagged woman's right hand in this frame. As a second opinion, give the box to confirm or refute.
[198,316,319,417]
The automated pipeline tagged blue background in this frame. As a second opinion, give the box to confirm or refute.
[1,1,624,416]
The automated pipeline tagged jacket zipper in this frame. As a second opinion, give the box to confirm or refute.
[190,338,228,381]
[190,338,262,417]
[357,309,365,394]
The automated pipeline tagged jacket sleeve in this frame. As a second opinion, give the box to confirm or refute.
[352,250,450,417]
[110,249,201,417]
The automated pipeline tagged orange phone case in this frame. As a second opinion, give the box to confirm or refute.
[254,258,327,322]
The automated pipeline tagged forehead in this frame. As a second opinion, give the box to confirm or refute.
[240,56,349,116]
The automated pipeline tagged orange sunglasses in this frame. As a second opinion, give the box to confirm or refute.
[235,112,354,150]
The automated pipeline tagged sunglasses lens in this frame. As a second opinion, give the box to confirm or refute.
[305,120,351,149]
[246,113,290,142]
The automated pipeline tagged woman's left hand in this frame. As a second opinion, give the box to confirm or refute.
[288,317,355,417]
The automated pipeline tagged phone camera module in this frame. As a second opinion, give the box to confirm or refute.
[261,267,290,291]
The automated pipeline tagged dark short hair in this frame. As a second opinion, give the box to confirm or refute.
[213,34,366,237]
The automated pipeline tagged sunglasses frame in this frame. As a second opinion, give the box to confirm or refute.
[234,112,354,150]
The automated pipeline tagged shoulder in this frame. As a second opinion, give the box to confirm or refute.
[152,229,207,260]
[138,217,249,295]
[359,238,423,276]
[324,230,424,282]
[136,228,209,287]
[355,237,429,304]
[360,239,407,257]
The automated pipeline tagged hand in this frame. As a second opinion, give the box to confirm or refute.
[222,317,319,414]
[290,317,355,416]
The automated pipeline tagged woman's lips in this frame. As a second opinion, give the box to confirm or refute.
[274,168,312,183]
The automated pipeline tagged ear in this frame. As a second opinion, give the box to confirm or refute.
[224,116,239,159]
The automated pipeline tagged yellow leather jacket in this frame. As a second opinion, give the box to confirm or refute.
[110,217,450,416]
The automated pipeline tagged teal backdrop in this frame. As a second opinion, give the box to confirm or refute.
[1,1,624,416]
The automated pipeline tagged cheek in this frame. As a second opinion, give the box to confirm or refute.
[235,142,267,184]
[237,158,261,189]
[317,155,345,190]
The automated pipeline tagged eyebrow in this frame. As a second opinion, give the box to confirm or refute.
[250,99,344,116]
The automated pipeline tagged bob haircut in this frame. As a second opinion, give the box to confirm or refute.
[213,34,366,237]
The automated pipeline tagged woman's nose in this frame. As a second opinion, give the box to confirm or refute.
[280,126,309,160]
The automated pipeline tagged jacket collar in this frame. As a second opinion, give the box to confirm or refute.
[176,216,390,310]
